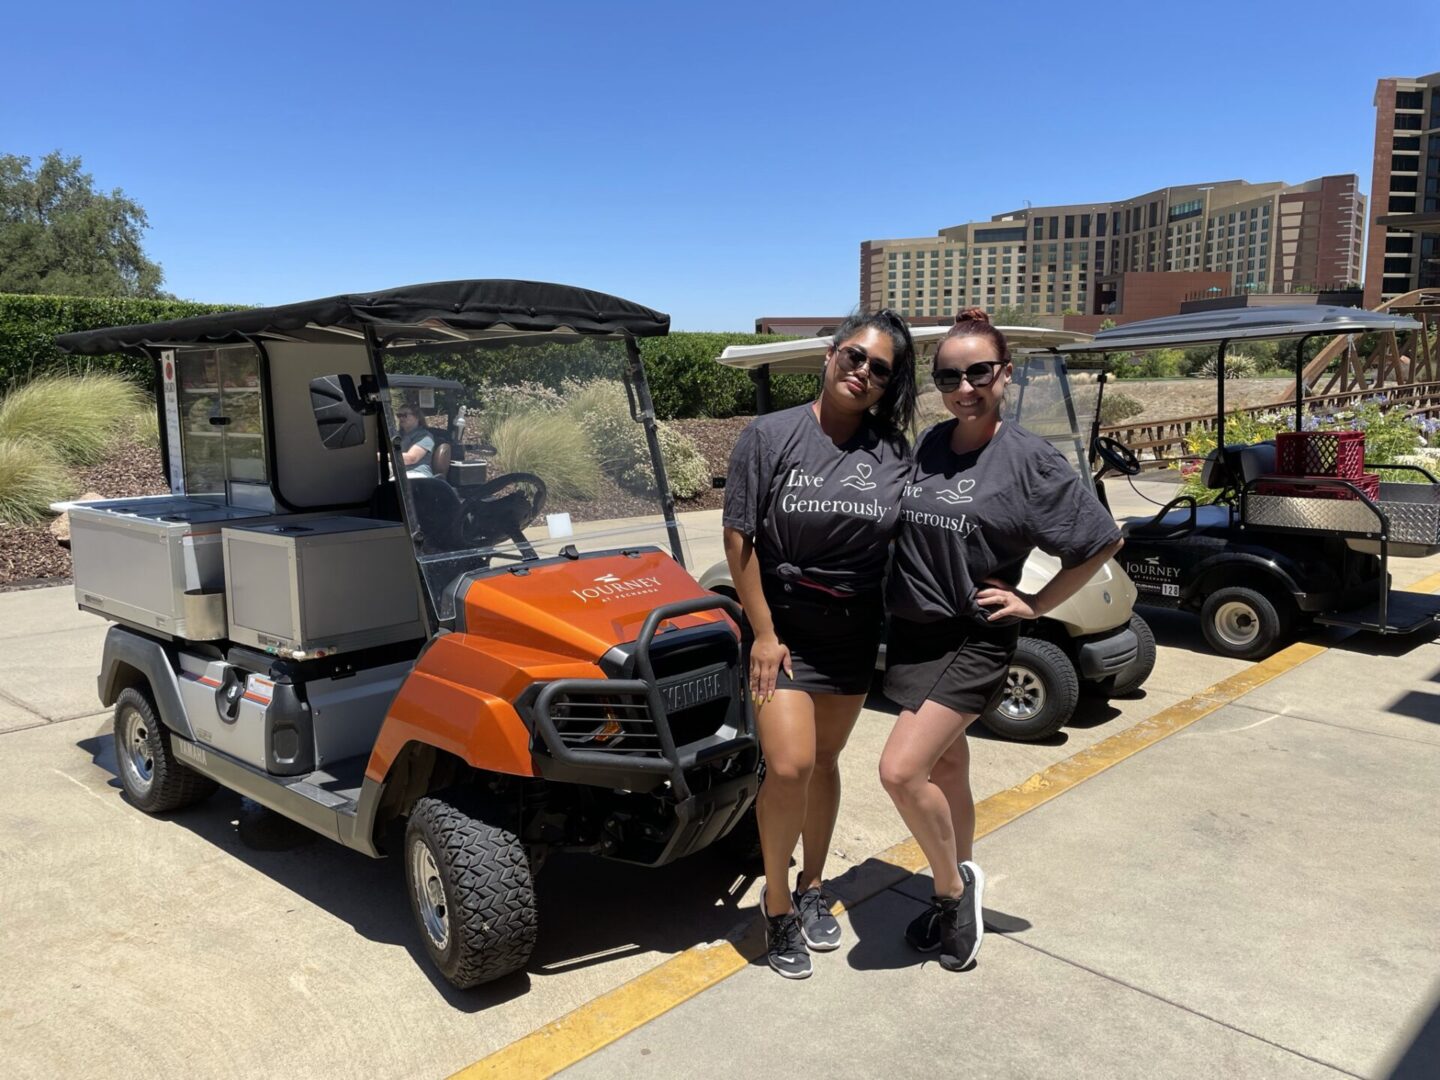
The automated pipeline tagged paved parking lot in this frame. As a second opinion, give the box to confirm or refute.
[2,491,1438,1079]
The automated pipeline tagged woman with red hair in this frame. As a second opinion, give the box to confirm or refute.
[880,309,1122,972]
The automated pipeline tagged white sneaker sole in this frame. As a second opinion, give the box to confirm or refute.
[941,862,986,971]
[799,926,841,952]
[760,883,814,978]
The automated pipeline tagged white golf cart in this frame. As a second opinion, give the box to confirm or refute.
[700,325,1156,741]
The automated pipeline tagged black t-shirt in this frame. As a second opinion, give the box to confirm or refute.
[887,420,1120,623]
[723,404,911,597]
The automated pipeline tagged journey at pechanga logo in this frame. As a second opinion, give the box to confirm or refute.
[571,573,664,603]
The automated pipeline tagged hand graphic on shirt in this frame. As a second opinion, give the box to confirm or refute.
[935,478,976,505]
[840,463,878,491]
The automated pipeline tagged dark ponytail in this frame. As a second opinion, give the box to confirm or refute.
[830,307,917,442]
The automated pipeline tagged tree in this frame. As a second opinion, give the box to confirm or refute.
[0,152,166,298]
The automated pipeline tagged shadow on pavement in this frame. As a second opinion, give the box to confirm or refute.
[1389,983,1440,1079]
[842,882,1032,972]
[77,732,760,1008]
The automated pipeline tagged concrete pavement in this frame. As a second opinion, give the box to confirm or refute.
[562,639,1440,1079]
[2,486,1439,1079]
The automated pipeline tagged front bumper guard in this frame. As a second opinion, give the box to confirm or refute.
[530,594,753,801]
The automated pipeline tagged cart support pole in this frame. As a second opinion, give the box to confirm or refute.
[750,364,773,415]
[1216,339,1229,449]
[1294,334,1311,433]
[624,336,685,569]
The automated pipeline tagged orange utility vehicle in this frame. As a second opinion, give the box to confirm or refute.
[57,281,759,988]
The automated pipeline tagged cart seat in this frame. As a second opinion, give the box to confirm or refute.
[1123,502,1232,540]
[1202,441,1276,490]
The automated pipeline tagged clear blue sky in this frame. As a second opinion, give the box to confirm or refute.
[2,1,1435,329]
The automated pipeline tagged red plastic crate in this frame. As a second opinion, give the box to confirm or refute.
[1275,430,1366,479]
[1254,472,1379,501]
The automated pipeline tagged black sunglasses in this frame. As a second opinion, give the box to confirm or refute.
[933,361,1003,392]
[834,344,893,384]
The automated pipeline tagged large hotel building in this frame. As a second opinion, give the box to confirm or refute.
[860,176,1365,322]
[1364,71,1440,308]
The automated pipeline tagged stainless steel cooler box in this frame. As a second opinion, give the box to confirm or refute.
[68,496,271,639]
[222,516,424,658]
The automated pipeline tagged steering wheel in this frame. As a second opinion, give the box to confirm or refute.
[1095,436,1141,477]
[459,472,549,549]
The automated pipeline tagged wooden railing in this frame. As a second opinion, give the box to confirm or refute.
[1102,380,1440,464]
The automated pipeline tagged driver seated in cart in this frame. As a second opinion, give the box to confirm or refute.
[395,403,443,479]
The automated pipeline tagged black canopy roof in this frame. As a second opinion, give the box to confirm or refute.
[1056,305,1420,353]
[54,279,670,356]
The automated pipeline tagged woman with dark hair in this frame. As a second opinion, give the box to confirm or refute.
[879,309,1122,972]
[723,309,917,979]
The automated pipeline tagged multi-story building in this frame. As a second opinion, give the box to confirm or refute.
[1364,72,1440,308]
[861,176,1365,321]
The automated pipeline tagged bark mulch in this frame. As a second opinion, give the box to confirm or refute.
[0,443,167,590]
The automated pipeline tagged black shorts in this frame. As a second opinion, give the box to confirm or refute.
[883,615,1020,715]
[742,585,883,697]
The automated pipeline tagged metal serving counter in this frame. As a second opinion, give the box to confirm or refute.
[67,496,271,639]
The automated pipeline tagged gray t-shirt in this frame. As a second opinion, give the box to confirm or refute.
[723,404,911,597]
[402,427,436,477]
[887,420,1120,623]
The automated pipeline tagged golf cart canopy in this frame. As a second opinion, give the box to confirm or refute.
[53,279,671,356]
[1054,306,1420,354]
[717,324,1093,373]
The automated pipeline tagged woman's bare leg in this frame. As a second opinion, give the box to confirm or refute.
[929,731,976,864]
[878,700,979,898]
[755,689,816,917]
[795,693,864,894]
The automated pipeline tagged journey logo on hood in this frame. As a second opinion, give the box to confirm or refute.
[570,573,665,604]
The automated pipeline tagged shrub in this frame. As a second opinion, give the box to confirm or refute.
[465,380,565,446]
[656,423,711,500]
[1195,354,1258,380]
[1111,347,1186,379]
[0,293,246,392]
[563,379,710,498]
[0,373,148,465]
[489,412,602,500]
[1100,390,1144,425]
[0,437,73,524]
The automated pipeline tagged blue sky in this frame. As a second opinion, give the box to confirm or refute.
[2,1,1435,329]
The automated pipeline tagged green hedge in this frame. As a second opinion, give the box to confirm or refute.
[0,293,817,418]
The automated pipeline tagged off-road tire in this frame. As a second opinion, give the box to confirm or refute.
[1200,586,1284,660]
[980,637,1080,742]
[113,687,218,813]
[404,795,536,989]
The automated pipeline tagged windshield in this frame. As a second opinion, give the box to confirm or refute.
[377,333,687,621]
[1002,354,1102,478]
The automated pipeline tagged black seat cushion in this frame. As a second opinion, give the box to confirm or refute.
[1124,503,1232,540]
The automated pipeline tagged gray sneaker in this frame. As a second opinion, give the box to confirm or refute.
[939,861,986,971]
[792,886,842,951]
[760,884,812,979]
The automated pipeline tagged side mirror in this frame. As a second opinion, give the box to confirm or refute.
[309,375,370,449]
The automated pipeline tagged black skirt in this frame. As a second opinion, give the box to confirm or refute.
[883,615,1019,715]
[742,583,884,696]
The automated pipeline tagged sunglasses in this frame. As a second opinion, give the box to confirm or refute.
[834,344,893,384]
[933,361,1004,392]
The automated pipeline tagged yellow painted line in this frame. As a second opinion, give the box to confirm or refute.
[1402,568,1440,594]
[452,638,1331,1080]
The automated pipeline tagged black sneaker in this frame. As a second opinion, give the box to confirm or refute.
[761,885,812,979]
[939,861,986,972]
[792,886,842,951]
[905,898,944,952]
